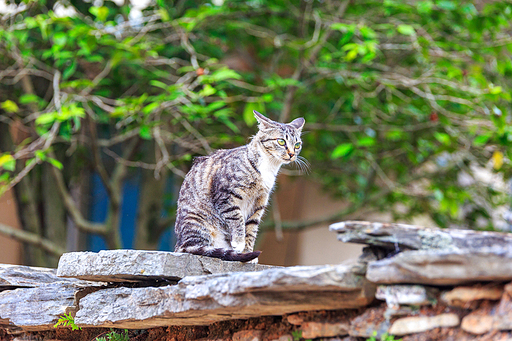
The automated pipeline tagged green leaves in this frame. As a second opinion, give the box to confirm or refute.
[139,126,152,140]
[243,102,265,127]
[434,132,451,146]
[201,67,242,83]
[0,154,15,172]
[1,100,19,113]
[36,104,85,127]
[89,6,109,22]
[473,134,491,146]
[397,24,415,36]
[436,1,456,11]
[52,32,67,46]
[331,143,354,159]
[54,313,81,331]
[3,0,512,235]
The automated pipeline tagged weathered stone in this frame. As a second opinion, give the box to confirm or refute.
[232,330,264,341]
[376,285,435,308]
[301,321,349,339]
[349,306,390,339]
[462,293,512,335]
[441,285,504,307]
[0,264,84,290]
[366,248,512,285]
[461,313,494,335]
[57,250,273,283]
[75,264,375,328]
[0,265,105,332]
[0,282,100,332]
[504,282,512,296]
[388,314,460,336]
[329,220,512,251]
[286,314,303,325]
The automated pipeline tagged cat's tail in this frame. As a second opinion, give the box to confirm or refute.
[181,246,261,262]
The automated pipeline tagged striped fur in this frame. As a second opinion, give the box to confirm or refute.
[174,111,305,262]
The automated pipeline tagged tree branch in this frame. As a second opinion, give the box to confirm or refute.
[279,0,349,122]
[49,157,107,235]
[0,223,65,257]
[84,109,113,198]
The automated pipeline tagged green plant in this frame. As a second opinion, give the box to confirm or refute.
[367,331,402,341]
[3,0,512,268]
[95,329,129,341]
[54,313,81,331]
[291,329,312,341]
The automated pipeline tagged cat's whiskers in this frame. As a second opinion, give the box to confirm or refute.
[290,156,311,175]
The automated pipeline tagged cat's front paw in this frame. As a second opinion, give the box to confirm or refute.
[231,239,245,253]
[248,258,259,264]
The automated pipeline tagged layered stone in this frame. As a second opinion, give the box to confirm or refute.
[366,248,512,285]
[329,221,512,251]
[74,264,375,328]
[57,250,273,282]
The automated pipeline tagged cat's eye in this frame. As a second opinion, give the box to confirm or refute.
[294,142,301,149]
[277,139,286,146]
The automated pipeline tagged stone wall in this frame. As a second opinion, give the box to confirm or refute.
[2,221,512,340]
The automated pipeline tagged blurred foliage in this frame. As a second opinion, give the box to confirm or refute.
[1,0,512,258]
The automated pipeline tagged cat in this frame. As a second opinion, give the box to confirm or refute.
[174,110,305,262]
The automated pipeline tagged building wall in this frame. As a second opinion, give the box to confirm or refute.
[0,189,22,264]
[258,175,440,266]
[258,176,406,266]
[258,176,366,266]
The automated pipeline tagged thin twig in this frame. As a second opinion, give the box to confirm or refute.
[0,222,65,257]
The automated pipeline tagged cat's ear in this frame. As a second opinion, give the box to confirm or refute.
[289,117,305,131]
[253,110,278,130]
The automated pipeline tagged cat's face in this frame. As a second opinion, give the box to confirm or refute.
[253,111,305,164]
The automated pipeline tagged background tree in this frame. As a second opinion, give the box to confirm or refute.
[1,0,511,266]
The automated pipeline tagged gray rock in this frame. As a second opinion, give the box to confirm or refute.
[57,250,274,282]
[0,264,80,290]
[0,265,105,332]
[329,221,512,251]
[75,264,375,328]
[0,282,101,332]
[376,285,436,308]
[367,248,512,285]
[349,306,390,339]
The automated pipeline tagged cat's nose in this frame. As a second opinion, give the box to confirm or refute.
[288,152,295,158]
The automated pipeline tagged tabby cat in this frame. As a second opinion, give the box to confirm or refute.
[174,110,305,262]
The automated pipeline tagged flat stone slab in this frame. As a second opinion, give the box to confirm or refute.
[388,313,460,336]
[0,283,80,332]
[0,274,105,332]
[0,264,69,290]
[367,248,512,285]
[329,221,512,251]
[57,250,274,282]
[75,264,376,328]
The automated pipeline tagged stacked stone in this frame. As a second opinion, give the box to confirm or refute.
[2,221,512,340]
[0,249,374,334]
[330,221,512,339]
